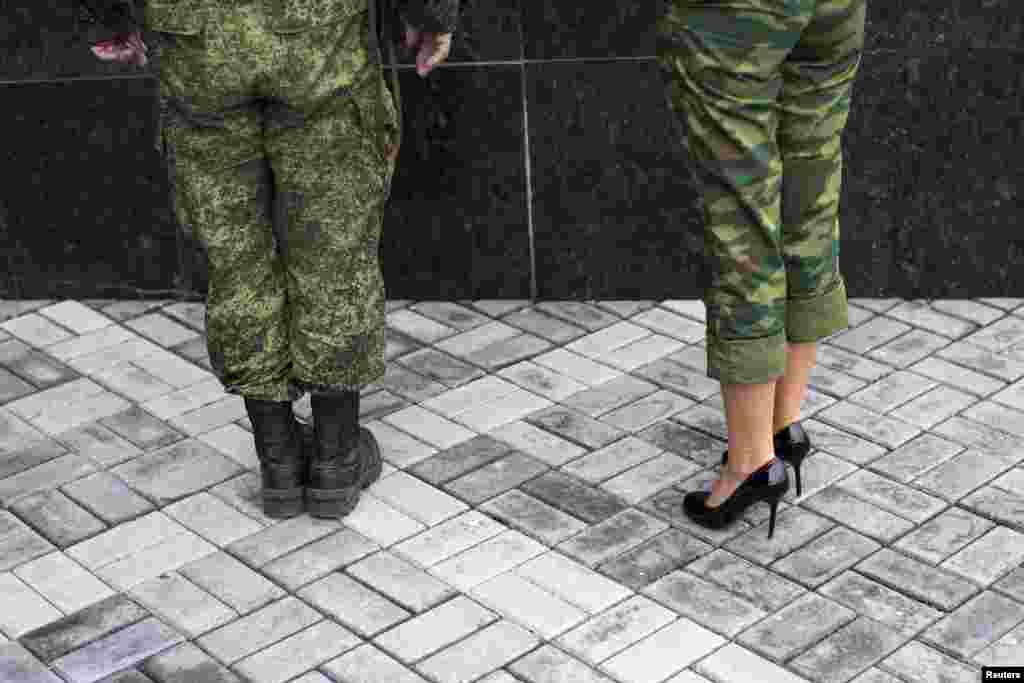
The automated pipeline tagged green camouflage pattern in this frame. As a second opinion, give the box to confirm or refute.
[656,0,866,384]
[152,0,401,400]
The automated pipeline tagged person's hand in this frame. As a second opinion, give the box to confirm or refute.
[403,23,452,77]
[91,31,148,67]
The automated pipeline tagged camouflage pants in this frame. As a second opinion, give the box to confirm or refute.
[150,0,400,402]
[657,0,866,384]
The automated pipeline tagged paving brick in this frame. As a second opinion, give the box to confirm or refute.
[922,590,1024,660]
[488,420,588,467]
[346,550,457,613]
[835,469,947,523]
[891,386,978,429]
[463,333,553,371]
[478,489,587,545]
[724,507,835,565]
[972,621,1024,668]
[937,340,1024,382]
[195,597,322,665]
[92,362,177,404]
[558,509,667,567]
[322,642,429,683]
[601,453,701,505]
[520,470,629,525]
[941,526,1024,586]
[430,529,547,592]
[736,592,856,663]
[778,451,859,504]
[51,617,184,683]
[771,527,881,589]
[127,572,236,639]
[818,572,942,636]
[56,422,144,469]
[801,487,915,543]
[516,550,633,615]
[964,315,1024,352]
[807,363,869,398]
[0,642,64,683]
[829,317,912,354]
[816,401,921,449]
[0,366,37,402]
[600,334,686,373]
[419,376,520,420]
[416,620,539,683]
[994,565,1024,603]
[932,416,1024,461]
[801,420,887,465]
[10,489,107,548]
[444,451,549,505]
[372,470,469,525]
[259,527,377,591]
[508,644,615,683]
[139,641,244,683]
[387,308,458,343]
[561,374,660,418]
[961,485,1024,532]
[849,668,903,683]
[13,551,114,617]
[109,439,243,507]
[380,404,477,450]
[363,421,438,469]
[408,434,520,485]
[165,397,248,437]
[232,619,360,683]
[556,595,677,664]
[847,371,938,413]
[878,640,979,683]
[38,302,114,336]
[0,571,64,639]
[530,348,622,388]
[855,549,979,611]
[526,406,627,450]
[600,617,724,683]
[599,529,711,591]
[671,403,729,441]
[160,492,264,548]
[469,571,588,639]
[816,344,891,382]
[502,308,588,344]
[18,594,148,663]
[122,313,198,348]
[452,387,553,432]
[867,329,951,368]
[695,643,810,683]
[912,449,1016,501]
[684,549,806,612]
[893,507,995,566]
[312,494,406,553]
[497,361,589,401]
[648,567,764,640]
[0,511,54,573]
[909,355,1007,397]
[1,313,75,347]
[868,433,965,483]
[565,321,651,360]
[298,571,409,637]
[179,551,285,616]
[660,300,707,322]
[599,390,694,434]
[962,400,1024,439]
[0,452,100,508]
[392,510,506,567]
[225,515,341,568]
[561,436,663,483]
[375,595,497,664]
[789,617,908,683]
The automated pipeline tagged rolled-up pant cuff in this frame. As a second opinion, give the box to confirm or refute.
[787,276,850,343]
[707,276,850,385]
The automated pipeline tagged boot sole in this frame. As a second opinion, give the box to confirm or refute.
[307,426,383,519]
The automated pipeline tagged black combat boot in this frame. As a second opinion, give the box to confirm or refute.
[243,397,305,518]
[307,390,382,518]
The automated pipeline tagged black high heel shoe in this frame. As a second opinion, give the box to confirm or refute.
[684,457,789,538]
[721,422,811,497]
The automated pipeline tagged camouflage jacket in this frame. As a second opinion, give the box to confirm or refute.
[78,0,459,35]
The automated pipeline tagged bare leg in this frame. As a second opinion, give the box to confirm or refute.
[773,341,818,432]
[706,380,777,507]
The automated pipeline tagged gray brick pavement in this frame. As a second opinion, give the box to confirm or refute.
[2,298,1024,683]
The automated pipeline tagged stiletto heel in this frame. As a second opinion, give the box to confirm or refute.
[683,458,789,535]
[721,422,812,497]
[768,496,781,538]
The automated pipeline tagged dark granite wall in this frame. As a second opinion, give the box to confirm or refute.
[1,0,1021,301]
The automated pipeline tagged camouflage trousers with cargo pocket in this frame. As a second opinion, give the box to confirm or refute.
[149,0,400,402]
[656,0,867,384]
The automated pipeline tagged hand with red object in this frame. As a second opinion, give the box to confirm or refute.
[91,31,148,67]
[403,22,451,77]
